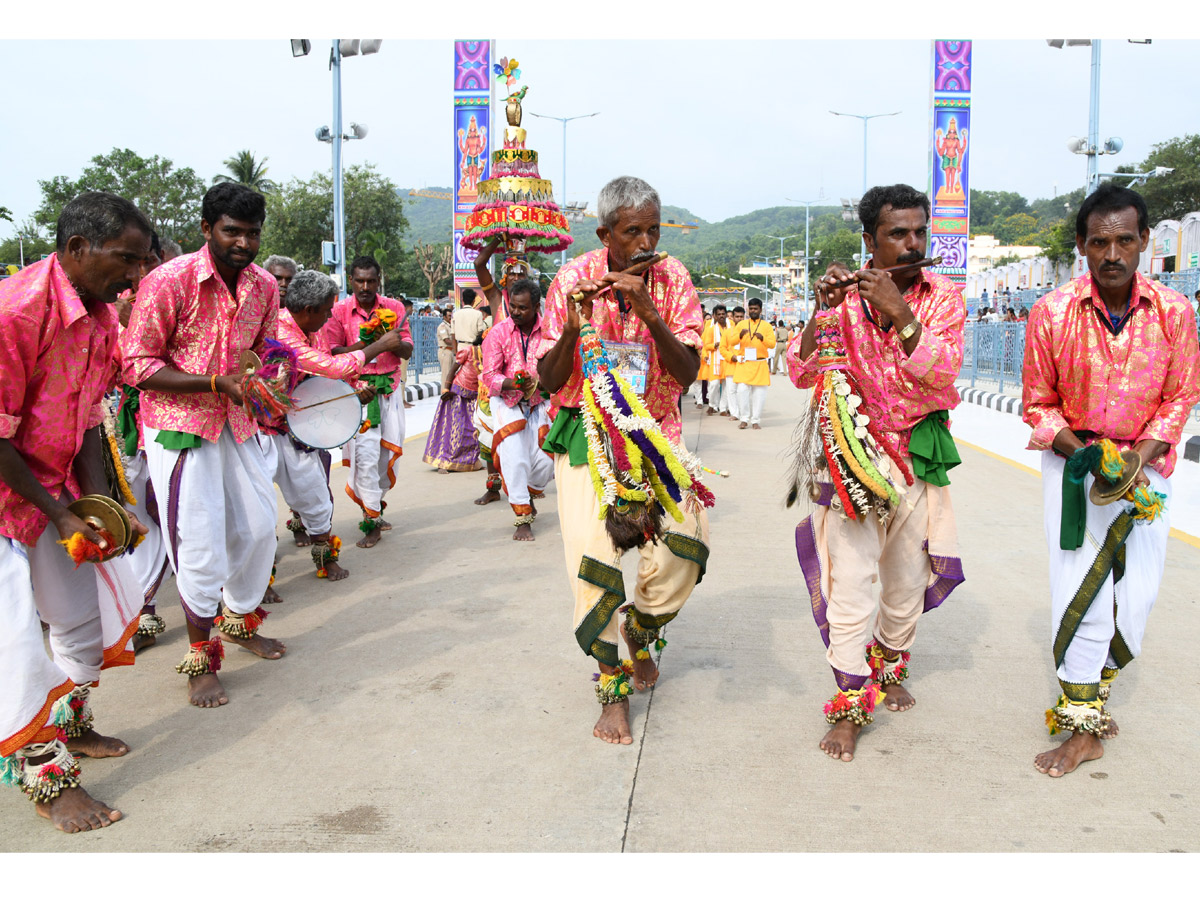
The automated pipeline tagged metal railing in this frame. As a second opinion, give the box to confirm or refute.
[408,315,442,380]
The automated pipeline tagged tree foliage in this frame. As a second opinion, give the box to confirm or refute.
[214,150,277,194]
[35,148,207,247]
[260,163,408,270]
[1114,133,1200,224]
[0,217,54,266]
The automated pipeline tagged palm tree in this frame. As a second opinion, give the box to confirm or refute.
[213,151,277,193]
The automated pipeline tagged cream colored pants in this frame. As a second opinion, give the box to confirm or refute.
[555,454,709,667]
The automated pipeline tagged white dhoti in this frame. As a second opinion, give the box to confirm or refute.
[492,400,553,517]
[143,425,277,624]
[725,375,741,420]
[708,377,728,413]
[1,526,141,758]
[735,383,768,425]
[265,432,333,535]
[1041,451,1170,691]
[343,388,405,520]
[122,450,171,609]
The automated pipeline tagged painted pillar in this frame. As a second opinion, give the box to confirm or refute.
[453,40,494,305]
[929,40,972,292]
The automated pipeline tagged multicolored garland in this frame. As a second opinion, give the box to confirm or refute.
[786,311,911,521]
[312,536,342,578]
[175,638,224,676]
[576,321,714,552]
[359,308,397,345]
[823,684,883,727]
[593,660,636,705]
[102,401,136,506]
[214,605,269,640]
[242,338,300,423]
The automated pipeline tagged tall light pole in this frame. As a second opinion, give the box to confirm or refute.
[295,39,380,293]
[786,194,826,317]
[528,110,599,265]
[829,110,900,265]
[765,233,800,318]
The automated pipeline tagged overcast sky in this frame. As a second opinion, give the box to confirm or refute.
[4,6,1198,237]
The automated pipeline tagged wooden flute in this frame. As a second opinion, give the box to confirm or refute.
[570,251,669,303]
[823,255,943,290]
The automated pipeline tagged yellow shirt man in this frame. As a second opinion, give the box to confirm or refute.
[728,305,775,428]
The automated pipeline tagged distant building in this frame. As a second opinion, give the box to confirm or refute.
[967,235,1043,274]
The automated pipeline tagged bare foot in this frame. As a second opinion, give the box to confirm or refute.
[403,401,415,409]
[132,633,156,652]
[35,786,122,833]
[820,719,861,762]
[882,682,916,712]
[292,527,313,547]
[188,672,228,708]
[751,423,762,430]
[621,622,659,691]
[357,525,382,549]
[1102,714,1119,739]
[719,410,730,417]
[706,408,716,416]
[377,518,393,532]
[739,421,748,430]
[437,468,450,475]
[262,585,283,604]
[322,560,350,581]
[594,699,633,745]
[67,730,129,759]
[475,490,502,506]
[1034,731,1104,777]
[220,631,287,659]
[513,524,535,541]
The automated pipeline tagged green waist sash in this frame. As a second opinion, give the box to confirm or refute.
[155,429,204,450]
[1059,444,1104,551]
[360,373,396,430]
[908,409,961,487]
[542,407,588,467]
[117,384,141,456]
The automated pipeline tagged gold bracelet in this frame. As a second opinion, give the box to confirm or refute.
[897,319,921,341]
[210,373,219,394]
[478,278,494,290]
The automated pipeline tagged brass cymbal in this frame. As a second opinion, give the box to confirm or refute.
[1090,449,1142,506]
[238,350,262,374]
[65,495,132,562]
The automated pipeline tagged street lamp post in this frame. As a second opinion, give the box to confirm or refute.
[829,110,900,265]
[786,195,827,318]
[528,110,599,265]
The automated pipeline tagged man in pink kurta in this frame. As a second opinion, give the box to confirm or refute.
[319,255,413,548]
[1,192,151,833]
[480,278,553,539]
[787,184,966,763]
[534,176,710,747]
[1022,184,1200,779]
[119,183,285,709]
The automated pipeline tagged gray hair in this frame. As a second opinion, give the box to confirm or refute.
[596,176,660,230]
[55,191,153,253]
[285,269,338,314]
[159,237,183,261]
[263,254,298,275]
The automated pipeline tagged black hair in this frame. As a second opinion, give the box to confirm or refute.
[1076,182,1149,239]
[201,182,266,228]
[711,303,726,313]
[150,231,162,256]
[348,255,381,278]
[55,191,153,253]
[732,305,745,314]
[858,183,930,239]
[747,298,762,308]
[507,277,541,306]
[462,288,478,305]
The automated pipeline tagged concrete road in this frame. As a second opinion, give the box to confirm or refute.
[2,374,1198,852]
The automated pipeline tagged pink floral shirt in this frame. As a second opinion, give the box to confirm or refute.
[452,347,480,392]
[277,309,366,386]
[120,244,278,443]
[0,256,119,543]
[319,295,412,390]
[482,315,545,409]
[1022,271,1200,477]
[536,250,703,443]
[787,268,966,453]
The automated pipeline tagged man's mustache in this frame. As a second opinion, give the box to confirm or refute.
[631,251,656,264]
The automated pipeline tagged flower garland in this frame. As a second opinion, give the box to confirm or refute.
[593,661,635,705]
[359,308,397,344]
[312,536,342,578]
[823,684,882,726]
[102,402,136,506]
[866,640,910,685]
[175,638,225,676]
[214,605,269,640]
[576,321,714,551]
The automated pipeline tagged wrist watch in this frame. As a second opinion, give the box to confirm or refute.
[897,318,921,341]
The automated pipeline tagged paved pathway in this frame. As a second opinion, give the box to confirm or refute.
[3,374,1198,851]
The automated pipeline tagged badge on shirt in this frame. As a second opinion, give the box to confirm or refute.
[744,347,759,362]
[604,341,650,396]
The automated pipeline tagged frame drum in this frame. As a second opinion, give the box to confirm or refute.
[286,377,364,449]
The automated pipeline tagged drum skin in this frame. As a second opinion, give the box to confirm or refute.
[286,376,364,450]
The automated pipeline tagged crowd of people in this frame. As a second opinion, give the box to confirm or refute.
[1,173,1196,836]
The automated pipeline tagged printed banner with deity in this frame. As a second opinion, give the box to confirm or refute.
[928,40,971,290]
[453,40,494,296]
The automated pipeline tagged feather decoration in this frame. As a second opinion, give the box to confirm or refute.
[242,338,300,423]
